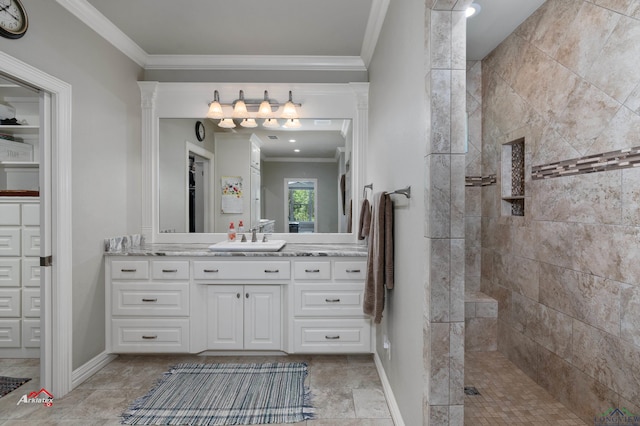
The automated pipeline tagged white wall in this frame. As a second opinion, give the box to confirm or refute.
[367,0,428,424]
[0,0,143,368]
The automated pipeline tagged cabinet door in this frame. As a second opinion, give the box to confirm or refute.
[207,285,243,350]
[244,285,281,350]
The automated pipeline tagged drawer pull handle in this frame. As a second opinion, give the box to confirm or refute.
[325,335,340,340]
[120,268,137,272]
[325,298,341,303]
[264,269,279,273]
[162,269,178,273]
[346,269,361,273]
[305,269,321,273]
[141,335,158,340]
[203,269,219,273]
[142,298,157,302]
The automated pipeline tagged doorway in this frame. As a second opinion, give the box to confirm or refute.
[0,51,73,398]
[186,142,213,233]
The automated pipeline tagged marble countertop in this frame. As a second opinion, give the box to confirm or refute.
[105,242,368,257]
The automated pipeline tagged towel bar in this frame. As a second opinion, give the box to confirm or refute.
[386,186,411,199]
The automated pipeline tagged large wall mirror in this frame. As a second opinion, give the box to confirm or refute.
[140,82,368,244]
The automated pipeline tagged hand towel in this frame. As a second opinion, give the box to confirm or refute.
[363,192,394,324]
[358,198,371,240]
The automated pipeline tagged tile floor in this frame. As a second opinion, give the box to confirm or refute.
[464,351,588,425]
[1,351,591,425]
[0,354,393,426]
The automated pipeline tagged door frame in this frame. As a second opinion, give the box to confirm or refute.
[185,141,214,233]
[0,52,73,397]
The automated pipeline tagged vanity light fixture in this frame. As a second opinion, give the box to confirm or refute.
[283,118,301,129]
[240,118,258,128]
[466,2,481,18]
[207,90,301,128]
[206,90,224,119]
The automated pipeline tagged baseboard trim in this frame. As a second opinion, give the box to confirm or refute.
[71,351,117,389]
[374,352,405,426]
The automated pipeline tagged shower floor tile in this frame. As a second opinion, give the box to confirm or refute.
[465,351,588,425]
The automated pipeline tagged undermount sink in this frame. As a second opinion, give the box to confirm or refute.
[208,240,287,252]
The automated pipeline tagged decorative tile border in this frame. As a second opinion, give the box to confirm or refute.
[466,175,497,187]
[532,146,640,180]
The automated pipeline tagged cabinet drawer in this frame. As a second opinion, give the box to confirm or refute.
[193,261,290,280]
[22,288,40,317]
[22,258,40,287]
[0,319,20,348]
[22,319,40,348]
[294,283,365,316]
[0,204,20,226]
[111,318,189,353]
[22,228,40,257]
[334,261,366,280]
[21,204,39,226]
[0,228,20,257]
[112,282,189,316]
[111,260,149,280]
[0,289,20,317]
[0,258,20,287]
[151,261,189,280]
[293,319,371,353]
[294,261,331,280]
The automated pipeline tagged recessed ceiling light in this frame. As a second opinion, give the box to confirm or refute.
[289,139,296,143]
[466,3,481,18]
[294,149,300,153]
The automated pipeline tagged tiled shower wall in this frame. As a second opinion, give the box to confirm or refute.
[481,0,640,422]
[465,60,482,293]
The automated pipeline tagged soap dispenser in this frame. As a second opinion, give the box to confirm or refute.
[228,222,236,241]
[238,220,246,242]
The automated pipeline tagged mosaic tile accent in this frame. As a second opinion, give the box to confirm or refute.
[532,146,640,180]
[511,140,525,195]
[511,199,525,216]
[465,175,496,187]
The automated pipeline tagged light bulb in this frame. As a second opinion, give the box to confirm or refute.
[240,118,258,128]
[281,91,298,119]
[232,90,249,118]
[218,118,236,128]
[257,91,272,118]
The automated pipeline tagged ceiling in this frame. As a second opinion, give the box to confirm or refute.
[57,0,547,68]
[55,0,546,159]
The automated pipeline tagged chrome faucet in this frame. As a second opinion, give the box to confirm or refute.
[251,227,258,242]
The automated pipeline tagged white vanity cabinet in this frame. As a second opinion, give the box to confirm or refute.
[106,254,371,355]
[106,258,191,353]
[291,259,371,353]
[207,285,281,350]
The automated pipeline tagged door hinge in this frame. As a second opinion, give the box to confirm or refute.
[40,256,53,267]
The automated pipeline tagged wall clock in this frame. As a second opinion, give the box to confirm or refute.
[195,121,205,141]
[0,0,28,39]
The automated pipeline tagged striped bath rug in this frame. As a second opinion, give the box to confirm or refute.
[121,362,313,425]
[0,376,31,398]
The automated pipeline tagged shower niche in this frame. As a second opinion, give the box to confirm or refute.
[501,138,525,216]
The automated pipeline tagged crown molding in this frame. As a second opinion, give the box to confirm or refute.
[56,0,148,67]
[361,0,390,68]
[144,54,366,71]
[57,0,384,72]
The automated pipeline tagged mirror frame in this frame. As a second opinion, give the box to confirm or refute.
[139,82,369,244]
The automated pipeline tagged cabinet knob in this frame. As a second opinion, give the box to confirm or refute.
[236,293,240,299]
[246,293,249,299]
